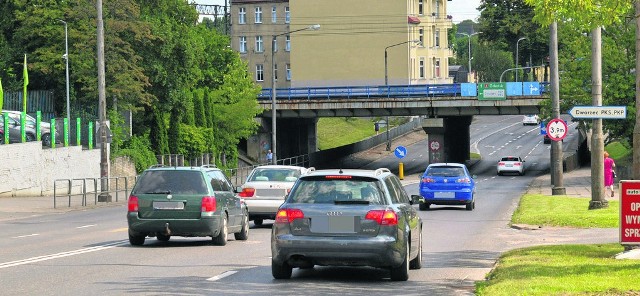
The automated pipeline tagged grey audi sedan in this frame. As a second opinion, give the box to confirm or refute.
[271,168,423,281]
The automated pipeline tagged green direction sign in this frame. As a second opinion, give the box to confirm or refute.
[478,82,507,100]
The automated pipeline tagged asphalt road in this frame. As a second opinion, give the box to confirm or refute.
[0,115,612,296]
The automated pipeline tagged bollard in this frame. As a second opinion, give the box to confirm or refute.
[399,162,404,180]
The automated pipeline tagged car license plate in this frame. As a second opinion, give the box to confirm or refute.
[506,164,513,167]
[153,201,184,210]
[434,192,455,198]
[310,216,355,233]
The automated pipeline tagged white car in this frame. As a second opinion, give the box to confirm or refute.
[238,165,313,226]
[497,156,525,176]
[522,115,540,126]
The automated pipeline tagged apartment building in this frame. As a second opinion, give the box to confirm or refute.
[231,0,454,88]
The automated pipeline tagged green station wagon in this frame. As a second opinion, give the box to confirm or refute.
[127,165,249,246]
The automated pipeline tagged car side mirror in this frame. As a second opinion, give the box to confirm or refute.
[410,195,422,205]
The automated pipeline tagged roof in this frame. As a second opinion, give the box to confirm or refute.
[303,168,392,179]
[428,163,467,168]
[254,165,307,170]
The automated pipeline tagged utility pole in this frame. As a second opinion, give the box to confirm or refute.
[97,0,110,201]
[634,0,640,180]
[589,26,607,209]
[550,22,565,195]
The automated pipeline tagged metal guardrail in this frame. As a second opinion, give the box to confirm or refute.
[53,176,136,209]
[224,154,310,187]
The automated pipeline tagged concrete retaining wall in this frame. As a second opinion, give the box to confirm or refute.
[0,142,101,197]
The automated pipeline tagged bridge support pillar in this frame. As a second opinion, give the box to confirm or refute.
[270,117,318,162]
[421,116,473,164]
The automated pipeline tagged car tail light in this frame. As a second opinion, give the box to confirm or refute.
[498,162,505,166]
[238,187,255,198]
[456,178,471,184]
[128,195,139,212]
[275,208,304,224]
[201,196,217,212]
[514,162,521,166]
[421,177,435,183]
[365,210,398,226]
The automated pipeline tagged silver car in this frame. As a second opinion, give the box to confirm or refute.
[271,168,423,281]
[238,165,313,226]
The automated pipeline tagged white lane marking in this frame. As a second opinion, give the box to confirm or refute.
[207,270,237,281]
[76,224,96,229]
[12,234,40,239]
[0,240,128,269]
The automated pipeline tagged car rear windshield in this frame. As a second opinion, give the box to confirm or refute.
[133,170,208,195]
[501,157,519,161]
[426,166,466,177]
[287,176,384,204]
[248,168,301,182]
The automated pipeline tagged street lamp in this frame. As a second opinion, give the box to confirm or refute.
[384,39,421,151]
[456,32,482,82]
[516,37,527,82]
[271,24,320,164]
[58,20,71,128]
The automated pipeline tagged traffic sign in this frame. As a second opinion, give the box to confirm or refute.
[394,146,407,159]
[568,106,627,119]
[429,140,440,151]
[478,82,506,100]
[620,181,640,244]
[546,118,568,141]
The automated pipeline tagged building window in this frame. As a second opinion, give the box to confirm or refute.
[419,57,425,78]
[434,58,441,78]
[255,7,262,23]
[435,0,440,18]
[256,64,264,81]
[434,29,440,47]
[285,35,291,51]
[285,7,290,23]
[238,7,246,24]
[286,64,291,81]
[272,6,277,23]
[255,36,263,52]
[272,36,277,52]
[274,64,278,81]
[239,36,247,53]
[418,0,423,15]
[419,28,424,46]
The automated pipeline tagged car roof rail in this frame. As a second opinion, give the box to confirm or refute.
[305,167,316,174]
[374,168,391,176]
[200,164,218,169]
[148,164,166,169]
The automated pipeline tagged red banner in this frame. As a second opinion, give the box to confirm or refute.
[620,181,640,244]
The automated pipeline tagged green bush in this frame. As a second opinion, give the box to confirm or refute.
[116,135,157,173]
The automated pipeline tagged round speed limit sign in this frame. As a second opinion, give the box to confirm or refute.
[546,118,568,141]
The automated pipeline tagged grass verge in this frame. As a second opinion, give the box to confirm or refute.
[511,194,619,228]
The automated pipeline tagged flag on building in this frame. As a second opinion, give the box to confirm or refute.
[23,54,28,112]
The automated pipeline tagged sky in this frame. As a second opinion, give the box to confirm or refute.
[195,0,482,24]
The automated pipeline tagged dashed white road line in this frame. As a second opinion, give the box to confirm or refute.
[11,234,40,239]
[207,270,237,281]
[0,240,128,269]
[76,224,96,229]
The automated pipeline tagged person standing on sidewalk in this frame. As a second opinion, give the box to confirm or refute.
[266,149,273,164]
[604,151,616,197]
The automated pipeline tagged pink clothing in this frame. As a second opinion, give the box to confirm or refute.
[604,157,615,186]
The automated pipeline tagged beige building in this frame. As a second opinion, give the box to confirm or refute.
[231,0,453,89]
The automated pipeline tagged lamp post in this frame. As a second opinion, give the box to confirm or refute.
[384,39,421,151]
[456,32,482,82]
[58,20,71,127]
[271,24,319,164]
[516,37,527,82]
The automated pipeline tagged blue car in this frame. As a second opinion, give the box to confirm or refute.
[418,163,476,211]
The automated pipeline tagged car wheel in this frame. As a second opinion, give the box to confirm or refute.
[272,259,293,279]
[253,218,263,226]
[234,211,249,241]
[128,231,145,246]
[409,227,422,270]
[25,133,36,142]
[390,240,410,281]
[156,233,170,242]
[418,202,429,211]
[212,214,228,246]
[41,133,51,147]
[466,201,474,211]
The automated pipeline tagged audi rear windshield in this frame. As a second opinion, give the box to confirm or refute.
[287,177,384,205]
